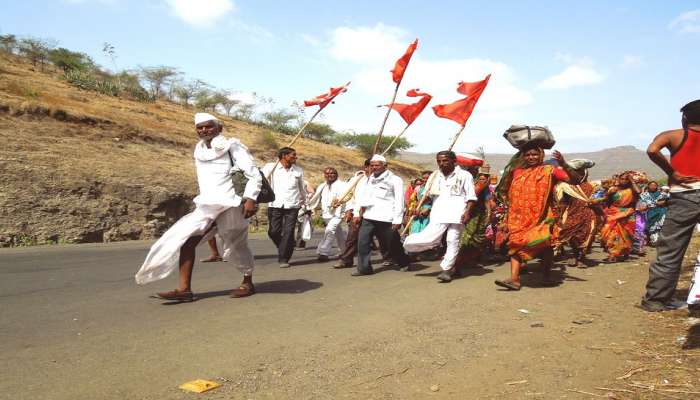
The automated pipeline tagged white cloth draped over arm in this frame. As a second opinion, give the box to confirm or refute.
[308,182,325,211]
[231,141,262,201]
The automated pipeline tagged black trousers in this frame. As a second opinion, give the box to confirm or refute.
[267,207,300,263]
[357,218,409,274]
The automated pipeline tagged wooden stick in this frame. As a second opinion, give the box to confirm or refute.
[372,81,401,155]
[401,124,466,235]
[266,107,323,180]
[447,124,467,151]
[380,124,410,156]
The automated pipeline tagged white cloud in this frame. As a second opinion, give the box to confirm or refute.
[165,0,235,28]
[669,9,700,34]
[321,23,534,153]
[538,65,605,90]
[620,55,644,69]
[300,34,321,47]
[329,23,408,64]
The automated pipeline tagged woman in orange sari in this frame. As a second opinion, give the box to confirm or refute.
[494,146,577,291]
[598,173,640,262]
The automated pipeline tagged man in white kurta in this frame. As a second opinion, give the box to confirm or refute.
[308,167,348,261]
[403,151,477,282]
[353,154,411,275]
[135,113,261,301]
[261,148,307,268]
[334,160,371,268]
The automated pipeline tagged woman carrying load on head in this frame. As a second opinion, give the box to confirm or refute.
[555,160,598,268]
[598,172,641,262]
[494,144,579,291]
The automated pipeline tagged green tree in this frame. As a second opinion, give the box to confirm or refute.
[233,103,256,121]
[139,65,179,99]
[0,34,17,53]
[261,109,297,134]
[48,48,94,72]
[194,89,218,112]
[336,133,412,157]
[303,122,337,143]
[18,37,54,69]
[173,79,208,106]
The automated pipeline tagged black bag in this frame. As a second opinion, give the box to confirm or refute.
[227,151,275,203]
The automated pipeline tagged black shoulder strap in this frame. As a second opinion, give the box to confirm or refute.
[227,149,234,167]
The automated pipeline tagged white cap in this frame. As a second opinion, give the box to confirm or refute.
[194,112,218,125]
[370,154,387,163]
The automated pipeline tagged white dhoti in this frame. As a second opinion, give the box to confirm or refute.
[317,216,347,256]
[403,222,463,271]
[135,204,253,284]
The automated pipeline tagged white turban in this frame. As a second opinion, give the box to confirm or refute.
[194,112,218,126]
[370,154,387,163]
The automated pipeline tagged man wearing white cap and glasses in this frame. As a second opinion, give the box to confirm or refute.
[135,112,261,301]
[352,154,411,275]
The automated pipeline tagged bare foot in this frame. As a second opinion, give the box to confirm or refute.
[200,255,223,263]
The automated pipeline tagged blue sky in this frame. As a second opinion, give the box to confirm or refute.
[2,0,699,153]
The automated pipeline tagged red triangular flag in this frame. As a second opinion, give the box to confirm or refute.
[304,82,351,109]
[386,89,432,126]
[390,39,418,84]
[432,74,490,126]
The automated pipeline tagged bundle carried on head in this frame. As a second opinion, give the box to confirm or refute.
[566,159,595,170]
[621,170,649,184]
[503,125,556,150]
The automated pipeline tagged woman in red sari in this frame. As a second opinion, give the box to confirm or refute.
[494,146,577,290]
[598,173,640,262]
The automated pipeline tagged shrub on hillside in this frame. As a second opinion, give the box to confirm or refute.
[335,133,412,157]
[64,69,153,102]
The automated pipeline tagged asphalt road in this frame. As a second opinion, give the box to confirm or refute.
[0,233,656,399]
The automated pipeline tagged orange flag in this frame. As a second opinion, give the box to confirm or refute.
[390,39,418,84]
[432,74,490,126]
[304,82,351,109]
[386,89,432,126]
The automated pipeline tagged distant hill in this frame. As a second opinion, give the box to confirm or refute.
[399,145,664,181]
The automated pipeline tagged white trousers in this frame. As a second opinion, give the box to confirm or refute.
[317,216,347,256]
[135,204,254,284]
[403,221,464,271]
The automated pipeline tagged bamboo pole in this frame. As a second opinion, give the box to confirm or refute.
[380,124,410,156]
[401,124,466,236]
[372,81,401,155]
[266,107,323,180]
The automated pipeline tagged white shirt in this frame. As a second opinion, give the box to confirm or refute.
[427,166,477,224]
[193,136,261,207]
[355,170,404,224]
[261,162,306,208]
[345,171,368,212]
[308,179,348,219]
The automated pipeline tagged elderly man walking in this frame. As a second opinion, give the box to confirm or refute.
[640,99,700,311]
[308,167,348,262]
[352,154,411,276]
[135,113,261,301]
[262,147,307,268]
[403,151,477,282]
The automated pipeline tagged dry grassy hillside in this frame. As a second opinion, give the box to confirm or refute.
[0,54,421,246]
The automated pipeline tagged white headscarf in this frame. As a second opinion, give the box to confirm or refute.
[194,112,218,125]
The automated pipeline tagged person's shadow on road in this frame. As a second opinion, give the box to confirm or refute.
[192,279,323,300]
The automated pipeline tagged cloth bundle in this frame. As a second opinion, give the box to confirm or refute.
[503,125,556,150]
[566,159,595,170]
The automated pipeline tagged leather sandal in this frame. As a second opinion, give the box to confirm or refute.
[494,279,521,291]
[156,289,195,302]
[230,283,255,298]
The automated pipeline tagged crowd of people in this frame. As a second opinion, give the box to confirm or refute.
[135,99,700,311]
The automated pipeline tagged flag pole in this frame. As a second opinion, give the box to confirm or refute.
[402,123,466,236]
[380,123,410,156]
[372,81,401,154]
[266,107,323,180]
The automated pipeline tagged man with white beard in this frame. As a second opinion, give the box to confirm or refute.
[403,150,477,283]
[135,113,261,301]
[308,167,348,262]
